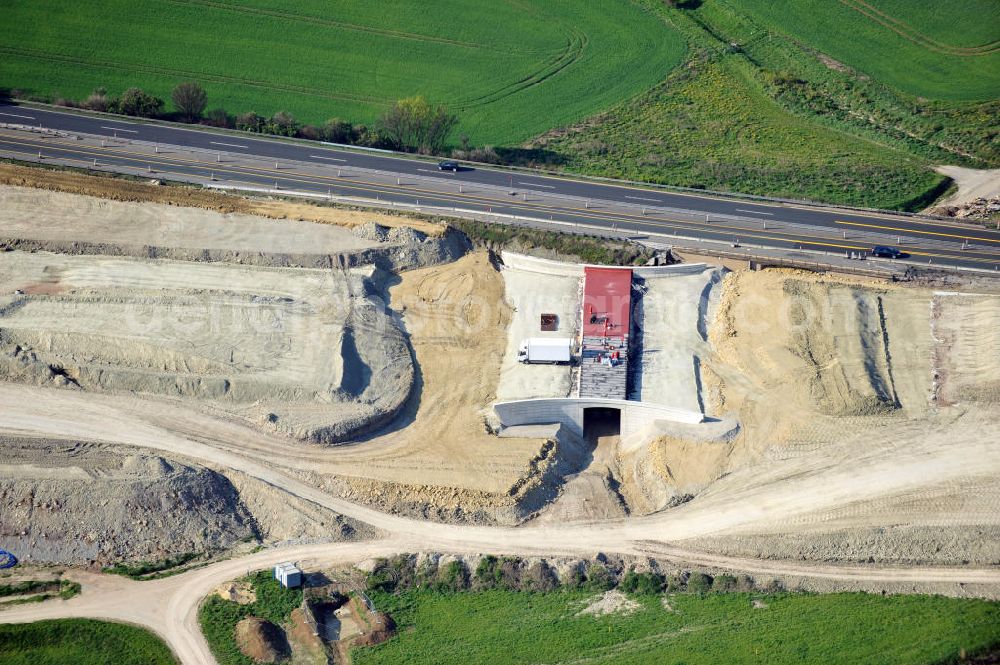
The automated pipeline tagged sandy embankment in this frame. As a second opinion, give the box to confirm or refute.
[932,165,1000,207]
[0,162,442,236]
[634,269,1000,564]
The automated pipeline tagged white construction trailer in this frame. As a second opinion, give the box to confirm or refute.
[518,338,572,364]
[274,562,303,588]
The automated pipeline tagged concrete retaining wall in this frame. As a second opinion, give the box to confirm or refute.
[501,251,707,280]
[494,397,703,439]
[501,252,584,278]
[633,263,709,279]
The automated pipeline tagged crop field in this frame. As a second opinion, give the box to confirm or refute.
[354,590,1000,665]
[730,0,1000,100]
[526,0,1000,209]
[533,57,949,210]
[0,619,177,665]
[0,0,684,145]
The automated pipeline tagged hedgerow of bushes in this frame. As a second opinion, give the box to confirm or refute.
[364,553,783,597]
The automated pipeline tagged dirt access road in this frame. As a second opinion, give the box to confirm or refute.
[3,382,1000,664]
[2,537,999,665]
[7,383,1000,557]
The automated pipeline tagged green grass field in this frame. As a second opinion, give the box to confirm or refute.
[0,619,177,665]
[533,55,949,210]
[353,590,1000,665]
[525,0,999,209]
[198,570,303,665]
[2,0,995,210]
[731,0,1000,100]
[0,0,684,145]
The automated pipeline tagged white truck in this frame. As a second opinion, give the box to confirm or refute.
[518,338,572,364]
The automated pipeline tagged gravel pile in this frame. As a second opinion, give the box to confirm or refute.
[353,222,390,242]
[0,437,257,565]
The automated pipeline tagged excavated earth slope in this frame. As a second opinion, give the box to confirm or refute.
[0,436,256,565]
[667,269,1000,564]
[0,251,411,444]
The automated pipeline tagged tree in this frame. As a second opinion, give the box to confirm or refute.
[268,111,298,137]
[83,87,109,112]
[436,561,470,592]
[235,111,265,132]
[171,82,207,122]
[685,571,713,594]
[522,561,559,592]
[584,563,615,591]
[321,118,355,144]
[377,96,458,154]
[620,570,665,595]
[204,108,232,128]
[114,87,163,118]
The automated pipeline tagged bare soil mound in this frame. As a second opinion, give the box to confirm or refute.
[351,612,396,647]
[216,581,256,605]
[287,607,328,665]
[678,269,1000,564]
[0,436,256,565]
[235,616,290,663]
[577,590,641,617]
[619,435,729,515]
[301,252,557,524]
[0,251,413,444]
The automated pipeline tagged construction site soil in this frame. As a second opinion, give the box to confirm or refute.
[1,174,999,572]
[0,181,553,564]
[680,270,1000,564]
[0,435,370,566]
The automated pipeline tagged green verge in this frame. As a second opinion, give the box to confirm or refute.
[451,219,654,266]
[0,618,177,665]
[732,0,1000,101]
[528,0,1000,211]
[532,55,946,210]
[0,579,81,606]
[0,0,685,146]
[353,589,1000,665]
[0,580,60,597]
[103,551,203,580]
[694,0,1000,168]
[198,570,302,665]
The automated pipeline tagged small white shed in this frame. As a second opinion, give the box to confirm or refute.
[274,561,302,589]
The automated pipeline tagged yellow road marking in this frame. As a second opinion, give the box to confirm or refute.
[10,132,1000,255]
[4,135,1000,266]
[836,220,1000,244]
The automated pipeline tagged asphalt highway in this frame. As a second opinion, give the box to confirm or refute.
[2,102,999,272]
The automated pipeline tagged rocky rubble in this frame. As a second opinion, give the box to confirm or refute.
[0,438,257,565]
[929,196,1000,222]
[0,437,371,565]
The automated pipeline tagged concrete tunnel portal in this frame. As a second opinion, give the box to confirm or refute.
[582,407,621,443]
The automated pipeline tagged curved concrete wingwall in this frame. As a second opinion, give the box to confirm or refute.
[494,398,703,440]
[500,251,585,278]
[633,263,709,278]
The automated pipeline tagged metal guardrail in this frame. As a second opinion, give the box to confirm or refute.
[9,99,969,225]
[357,590,377,614]
[4,125,998,275]
[8,121,995,259]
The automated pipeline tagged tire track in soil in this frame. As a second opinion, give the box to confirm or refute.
[838,0,1000,56]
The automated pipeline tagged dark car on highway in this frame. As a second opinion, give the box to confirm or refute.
[438,160,461,172]
[872,245,907,259]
